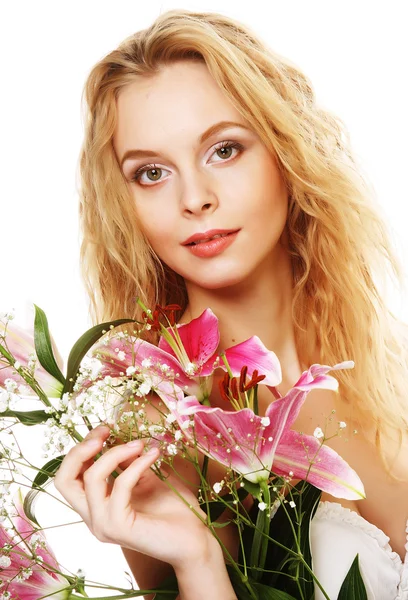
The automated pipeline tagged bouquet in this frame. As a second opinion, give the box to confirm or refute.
[0,302,368,599]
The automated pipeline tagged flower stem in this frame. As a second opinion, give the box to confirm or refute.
[249,479,270,582]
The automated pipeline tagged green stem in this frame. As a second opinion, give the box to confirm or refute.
[220,353,233,378]
[252,385,259,416]
[156,468,257,600]
[249,480,271,582]
[68,590,177,599]
[258,480,271,572]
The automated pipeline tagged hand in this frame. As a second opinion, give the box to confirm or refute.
[54,425,216,569]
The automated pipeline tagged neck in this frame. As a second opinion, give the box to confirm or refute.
[181,247,303,390]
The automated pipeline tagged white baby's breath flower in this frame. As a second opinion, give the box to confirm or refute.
[166,444,178,456]
[4,379,18,393]
[1,310,15,321]
[13,361,21,371]
[126,366,137,376]
[289,501,296,508]
[258,502,267,511]
[339,421,347,429]
[213,481,224,494]
[141,358,152,368]
[165,413,177,425]
[261,416,270,427]
[30,533,42,549]
[138,382,151,397]
[59,414,72,426]
[0,556,11,568]
[174,430,182,441]
[149,424,165,435]
[160,363,170,372]
[313,427,324,439]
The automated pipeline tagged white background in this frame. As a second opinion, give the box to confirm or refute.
[1,0,407,596]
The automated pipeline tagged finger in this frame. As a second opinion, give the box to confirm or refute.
[53,426,111,517]
[84,439,147,522]
[109,446,160,514]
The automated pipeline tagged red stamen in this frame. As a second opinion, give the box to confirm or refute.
[243,371,266,392]
[230,378,239,400]
[218,377,230,403]
[239,366,248,393]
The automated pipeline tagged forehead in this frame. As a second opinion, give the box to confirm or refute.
[113,61,249,153]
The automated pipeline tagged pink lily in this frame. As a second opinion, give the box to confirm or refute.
[90,308,282,399]
[0,489,70,599]
[0,321,64,398]
[155,362,365,500]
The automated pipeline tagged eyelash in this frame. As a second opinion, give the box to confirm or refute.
[130,140,244,186]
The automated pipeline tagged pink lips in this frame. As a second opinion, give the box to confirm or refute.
[182,229,240,258]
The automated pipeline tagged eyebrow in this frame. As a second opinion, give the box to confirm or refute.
[120,120,251,168]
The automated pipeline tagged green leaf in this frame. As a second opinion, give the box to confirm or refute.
[1,409,49,425]
[33,304,65,385]
[226,566,297,600]
[241,480,322,596]
[24,488,41,526]
[253,582,297,599]
[23,456,64,526]
[338,554,368,599]
[226,565,258,599]
[0,341,14,363]
[242,478,262,498]
[62,318,136,395]
[200,487,249,521]
[32,455,64,489]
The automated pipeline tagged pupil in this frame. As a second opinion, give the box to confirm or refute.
[219,147,232,158]
[148,168,160,181]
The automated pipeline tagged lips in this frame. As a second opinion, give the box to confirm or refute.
[182,229,240,246]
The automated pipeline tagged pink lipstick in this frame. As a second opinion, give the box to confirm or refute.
[182,229,240,258]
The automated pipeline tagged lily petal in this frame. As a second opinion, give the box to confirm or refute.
[265,361,353,434]
[273,430,365,500]
[163,396,274,482]
[0,321,63,397]
[0,489,70,599]
[294,361,354,391]
[92,337,193,391]
[158,308,220,375]
[223,336,282,386]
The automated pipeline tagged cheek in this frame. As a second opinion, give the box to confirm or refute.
[134,202,172,252]
[235,157,288,224]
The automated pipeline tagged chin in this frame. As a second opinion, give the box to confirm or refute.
[183,266,254,291]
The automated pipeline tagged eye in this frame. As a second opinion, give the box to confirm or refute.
[130,140,244,187]
[210,140,244,163]
[130,164,168,186]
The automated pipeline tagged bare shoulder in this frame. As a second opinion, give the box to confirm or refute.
[290,387,408,557]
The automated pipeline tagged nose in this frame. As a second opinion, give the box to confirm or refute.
[179,171,219,217]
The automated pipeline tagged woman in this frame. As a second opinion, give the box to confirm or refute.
[54,9,408,599]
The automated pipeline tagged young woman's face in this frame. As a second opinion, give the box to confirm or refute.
[113,60,289,291]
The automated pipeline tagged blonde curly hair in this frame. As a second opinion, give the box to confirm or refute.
[77,8,408,459]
